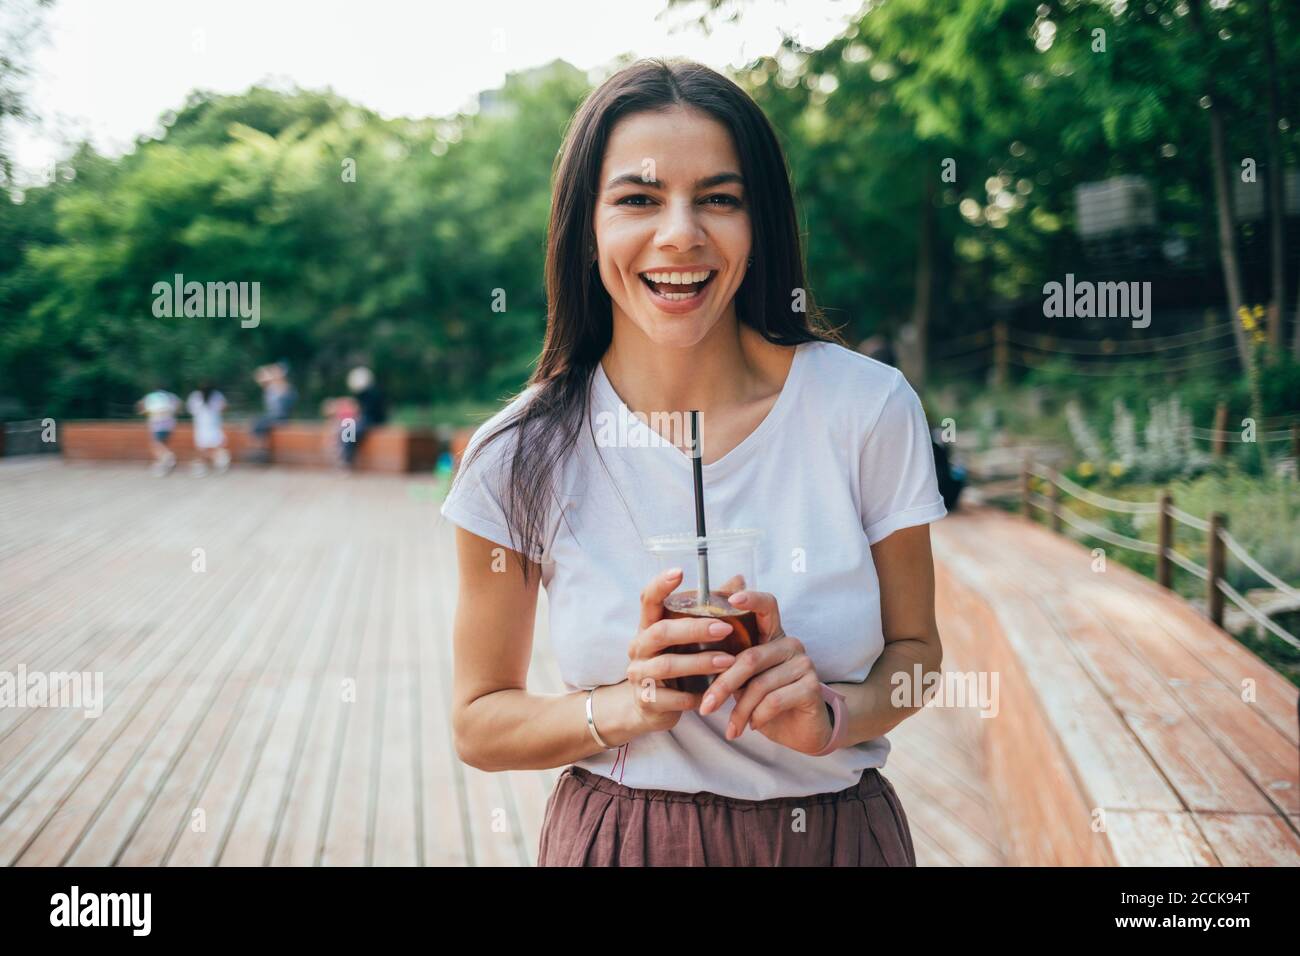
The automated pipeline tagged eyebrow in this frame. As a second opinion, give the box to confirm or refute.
[603,171,745,191]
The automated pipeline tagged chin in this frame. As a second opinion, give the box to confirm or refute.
[639,315,717,348]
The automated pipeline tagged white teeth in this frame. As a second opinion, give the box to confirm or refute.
[642,270,713,284]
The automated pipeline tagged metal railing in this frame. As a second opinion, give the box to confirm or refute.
[997,460,1300,650]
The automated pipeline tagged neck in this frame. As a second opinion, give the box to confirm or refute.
[601,308,767,417]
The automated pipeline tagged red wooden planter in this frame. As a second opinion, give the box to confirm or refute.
[59,420,439,474]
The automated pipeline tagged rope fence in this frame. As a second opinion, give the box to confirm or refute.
[1014,460,1299,651]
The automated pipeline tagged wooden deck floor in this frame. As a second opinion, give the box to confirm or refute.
[3,459,1292,866]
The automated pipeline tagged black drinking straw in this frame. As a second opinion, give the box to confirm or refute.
[688,410,711,606]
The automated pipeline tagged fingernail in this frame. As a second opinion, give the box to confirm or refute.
[665,567,683,579]
[711,654,734,667]
[702,693,716,712]
[725,723,736,740]
[708,622,731,636]
[728,592,749,605]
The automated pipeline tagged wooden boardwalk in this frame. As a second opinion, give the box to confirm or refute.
[1,459,1292,865]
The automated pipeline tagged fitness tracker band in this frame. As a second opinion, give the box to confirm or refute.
[810,682,848,756]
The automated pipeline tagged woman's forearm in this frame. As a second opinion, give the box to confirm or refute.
[829,635,941,748]
[455,682,640,772]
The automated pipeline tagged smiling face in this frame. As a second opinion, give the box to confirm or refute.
[593,106,751,348]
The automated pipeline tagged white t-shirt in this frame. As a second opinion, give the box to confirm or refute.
[438,339,948,800]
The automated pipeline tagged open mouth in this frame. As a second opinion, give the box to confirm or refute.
[638,270,717,302]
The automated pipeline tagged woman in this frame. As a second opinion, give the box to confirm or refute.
[440,59,947,867]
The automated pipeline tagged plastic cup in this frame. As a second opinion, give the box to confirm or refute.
[643,529,763,694]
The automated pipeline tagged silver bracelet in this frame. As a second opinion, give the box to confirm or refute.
[586,687,616,749]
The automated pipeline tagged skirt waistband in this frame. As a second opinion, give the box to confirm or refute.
[561,764,887,810]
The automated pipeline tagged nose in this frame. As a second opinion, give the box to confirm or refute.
[654,196,707,252]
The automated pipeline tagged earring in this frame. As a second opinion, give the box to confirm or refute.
[747,256,753,266]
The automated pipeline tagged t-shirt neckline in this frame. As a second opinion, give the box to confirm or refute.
[592,340,810,479]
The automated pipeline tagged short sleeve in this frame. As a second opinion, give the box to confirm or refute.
[858,368,948,545]
[439,391,549,563]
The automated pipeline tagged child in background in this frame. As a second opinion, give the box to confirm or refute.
[137,388,181,476]
[320,394,361,467]
[187,382,230,476]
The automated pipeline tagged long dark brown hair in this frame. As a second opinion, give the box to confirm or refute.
[453,58,845,585]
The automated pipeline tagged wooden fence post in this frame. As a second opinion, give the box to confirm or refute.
[1020,457,1031,520]
[1048,467,1061,533]
[1212,402,1228,458]
[1157,491,1172,589]
[1207,512,1226,627]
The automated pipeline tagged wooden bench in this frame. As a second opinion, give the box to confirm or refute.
[932,505,1300,866]
[58,420,440,474]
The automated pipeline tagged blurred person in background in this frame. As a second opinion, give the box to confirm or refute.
[856,333,896,368]
[248,361,296,463]
[918,396,965,511]
[321,392,360,464]
[136,386,181,477]
[338,366,387,469]
[186,381,230,477]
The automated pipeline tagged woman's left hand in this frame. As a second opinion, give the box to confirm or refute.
[698,590,834,755]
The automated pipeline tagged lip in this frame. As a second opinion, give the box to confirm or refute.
[638,270,718,315]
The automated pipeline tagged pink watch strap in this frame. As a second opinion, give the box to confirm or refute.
[810,682,847,756]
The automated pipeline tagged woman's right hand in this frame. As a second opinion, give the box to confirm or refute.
[619,567,736,736]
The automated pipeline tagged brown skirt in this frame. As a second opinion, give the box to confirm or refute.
[537,764,917,867]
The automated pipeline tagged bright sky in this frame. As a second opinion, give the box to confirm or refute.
[8,0,859,185]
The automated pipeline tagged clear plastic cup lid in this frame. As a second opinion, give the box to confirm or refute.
[643,528,762,553]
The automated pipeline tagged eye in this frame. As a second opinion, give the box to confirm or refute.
[704,194,742,207]
[615,194,654,206]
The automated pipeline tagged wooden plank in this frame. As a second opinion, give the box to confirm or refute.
[934,507,1300,865]
[1194,812,1300,866]
[58,561,286,865]
[416,511,471,866]
[270,539,375,866]
[163,546,330,866]
[970,514,1299,818]
[371,522,422,866]
[216,546,351,865]
[974,525,1278,816]
[1010,513,1298,747]
[6,550,271,865]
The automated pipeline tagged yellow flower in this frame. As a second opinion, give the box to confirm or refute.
[1253,304,1265,319]
[1241,312,1257,331]
[1253,330,1267,345]
[1108,461,1125,477]
[1078,461,1094,477]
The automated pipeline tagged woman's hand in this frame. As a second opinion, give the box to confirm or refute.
[699,590,834,755]
[619,567,737,736]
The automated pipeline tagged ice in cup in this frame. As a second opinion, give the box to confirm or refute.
[644,529,763,695]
